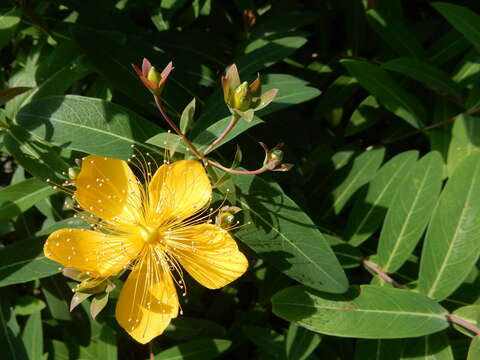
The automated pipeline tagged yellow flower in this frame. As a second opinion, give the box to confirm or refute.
[44,155,248,343]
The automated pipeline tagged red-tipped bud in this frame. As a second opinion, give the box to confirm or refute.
[133,58,174,96]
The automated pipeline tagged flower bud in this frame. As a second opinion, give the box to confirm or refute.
[231,82,251,111]
[68,167,80,180]
[147,66,161,83]
[132,58,173,97]
[215,206,241,228]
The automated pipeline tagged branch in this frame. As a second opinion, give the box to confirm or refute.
[362,260,405,289]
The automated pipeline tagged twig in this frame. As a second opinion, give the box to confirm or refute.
[362,260,405,289]
[154,95,203,159]
[149,341,154,360]
[382,107,480,145]
[203,114,239,156]
[447,314,480,336]
[207,159,268,175]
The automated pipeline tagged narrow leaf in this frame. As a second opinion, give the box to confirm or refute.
[272,285,449,338]
[382,58,464,101]
[22,311,43,360]
[0,299,28,360]
[286,323,321,360]
[323,147,385,217]
[346,151,418,246]
[402,331,454,359]
[419,152,480,301]
[341,59,426,128]
[154,339,232,360]
[180,98,196,134]
[377,152,444,273]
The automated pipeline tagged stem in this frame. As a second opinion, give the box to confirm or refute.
[382,107,480,145]
[203,114,239,156]
[447,314,480,336]
[149,341,154,360]
[362,260,405,289]
[154,95,203,159]
[207,159,268,175]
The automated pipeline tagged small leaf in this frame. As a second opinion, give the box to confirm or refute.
[180,98,196,134]
[345,96,383,136]
[0,86,31,106]
[272,285,449,338]
[419,152,480,301]
[70,292,92,312]
[154,339,232,360]
[341,59,426,128]
[22,311,43,360]
[286,323,321,360]
[377,152,444,273]
[0,7,21,51]
[90,293,108,319]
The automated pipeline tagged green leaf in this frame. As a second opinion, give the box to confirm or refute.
[432,3,480,52]
[323,147,385,217]
[345,96,383,136]
[154,339,232,360]
[40,276,72,321]
[0,178,56,221]
[79,317,117,360]
[236,33,308,75]
[377,152,444,273]
[243,325,284,358]
[14,296,46,316]
[314,75,358,118]
[325,235,363,269]
[0,238,59,288]
[16,95,163,159]
[0,7,21,51]
[354,339,402,360]
[419,152,480,301]
[341,59,426,128]
[452,305,480,337]
[165,317,226,341]
[180,98,196,135]
[401,331,454,359]
[0,298,28,360]
[285,323,321,360]
[468,336,480,360]
[346,151,418,246]
[4,125,70,182]
[0,87,31,107]
[233,173,348,293]
[366,9,426,58]
[382,58,464,101]
[22,311,43,360]
[272,285,449,338]
[427,29,471,67]
[447,114,480,177]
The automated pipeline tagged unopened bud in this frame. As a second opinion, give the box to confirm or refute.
[68,167,80,180]
[231,82,251,111]
[269,149,284,161]
[147,66,161,83]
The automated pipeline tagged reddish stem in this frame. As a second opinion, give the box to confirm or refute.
[362,260,405,289]
[154,95,203,159]
[447,314,480,336]
[203,114,239,156]
[207,159,268,175]
[382,107,480,145]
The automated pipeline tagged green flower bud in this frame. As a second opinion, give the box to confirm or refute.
[269,149,284,161]
[68,167,80,180]
[231,82,251,111]
[147,66,161,83]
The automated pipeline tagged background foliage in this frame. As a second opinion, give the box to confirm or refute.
[1,0,480,359]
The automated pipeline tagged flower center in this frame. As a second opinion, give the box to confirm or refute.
[138,225,159,244]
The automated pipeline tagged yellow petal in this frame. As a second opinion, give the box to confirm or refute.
[171,224,248,289]
[75,155,142,226]
[116,252,179,344]
[148,160,211,224]
[44,229,143,278]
